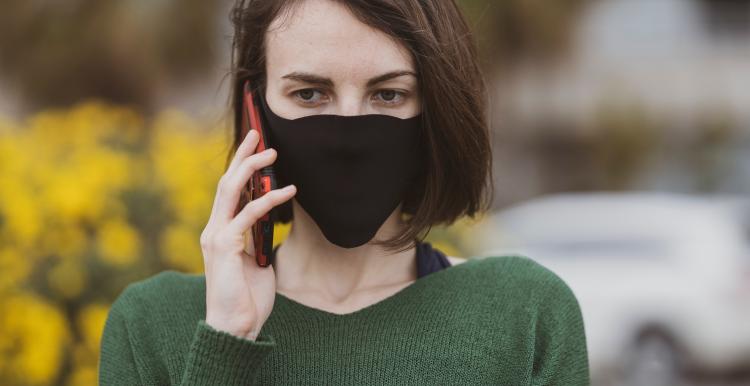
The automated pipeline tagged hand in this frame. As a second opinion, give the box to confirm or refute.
[199,129,296,340]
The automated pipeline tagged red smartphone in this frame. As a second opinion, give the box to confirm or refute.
[240,80,277,267]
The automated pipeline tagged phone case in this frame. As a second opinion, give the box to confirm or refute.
[241,80,277,267]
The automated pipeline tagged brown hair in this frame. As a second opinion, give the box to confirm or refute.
[226,0,493,253]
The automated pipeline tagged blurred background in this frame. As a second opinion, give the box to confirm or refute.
[0,0,749,385]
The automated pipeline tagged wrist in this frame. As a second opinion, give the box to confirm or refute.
[205,319,244,337]
[245,328,260,341]
[206,317,262,340]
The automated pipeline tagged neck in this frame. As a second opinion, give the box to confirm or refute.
[273,199,417,303]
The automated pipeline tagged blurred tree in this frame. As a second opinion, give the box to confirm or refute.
[458,0,589,71]
[0,0,589,113]
[527,101,660,193]
[588,102,660,190]
[688,110,737,192]
[0,0,219,114]
[453,0,592,208]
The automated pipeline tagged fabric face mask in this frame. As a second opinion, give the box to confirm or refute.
[258,92,424,248]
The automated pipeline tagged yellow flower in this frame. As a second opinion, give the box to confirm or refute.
[0,179,42,249]
[47,259,86,299]
[77,303,110,353]
[96,217,141,267]
[160,223,204,273]
[0,247,31,293]
[38,222,88,260]
[150,109,228,226]
[66,366,97,386]
[0,293,70,385]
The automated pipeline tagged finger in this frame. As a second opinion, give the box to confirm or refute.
[227,184,296,235]
[206,131,259,227]
[204,170,228,229]
[226,129,260,175]
[216,148,278,221]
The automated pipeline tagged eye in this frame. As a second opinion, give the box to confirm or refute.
[291,88,407,107]
[373,89,406,105]
[292,89,328,105]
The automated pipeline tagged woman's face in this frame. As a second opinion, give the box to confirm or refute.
[264,0,421,120]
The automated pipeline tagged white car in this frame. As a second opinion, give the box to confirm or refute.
[474,192,750,386]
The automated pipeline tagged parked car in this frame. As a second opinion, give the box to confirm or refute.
[475,192,750,386]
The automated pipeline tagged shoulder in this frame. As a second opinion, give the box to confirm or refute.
[462,255,580,309]
[120,270,203,299]
[101,270,209,380]
[109,270,205,321]
[475,254,564,283]
[480,256,589,381]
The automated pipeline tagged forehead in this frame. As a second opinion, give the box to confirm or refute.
[265,0,414,80]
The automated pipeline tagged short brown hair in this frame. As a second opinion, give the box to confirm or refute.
[226,0,493,252]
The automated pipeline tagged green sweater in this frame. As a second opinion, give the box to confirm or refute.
[98,255,590,385]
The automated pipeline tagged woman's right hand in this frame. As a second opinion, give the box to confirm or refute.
[199,128,296,340]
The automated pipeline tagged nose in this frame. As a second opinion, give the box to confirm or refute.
[332,90,366,116]
[335,102,365,116]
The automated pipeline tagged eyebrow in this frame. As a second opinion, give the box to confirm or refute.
[280,70,416,88]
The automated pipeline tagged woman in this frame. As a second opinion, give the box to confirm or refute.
[99,0,590,385]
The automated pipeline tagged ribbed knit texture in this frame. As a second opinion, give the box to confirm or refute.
[98,255,590,385]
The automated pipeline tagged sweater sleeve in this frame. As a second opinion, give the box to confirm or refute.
[179,320,276,385]
[99,283,277,385]
[530,265,591,386]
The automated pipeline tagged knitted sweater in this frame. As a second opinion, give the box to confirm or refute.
[98,255,590,385]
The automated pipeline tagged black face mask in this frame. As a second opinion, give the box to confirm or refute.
[259,92,424,248]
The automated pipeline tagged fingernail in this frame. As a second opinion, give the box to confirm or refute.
[283,184,296,191]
